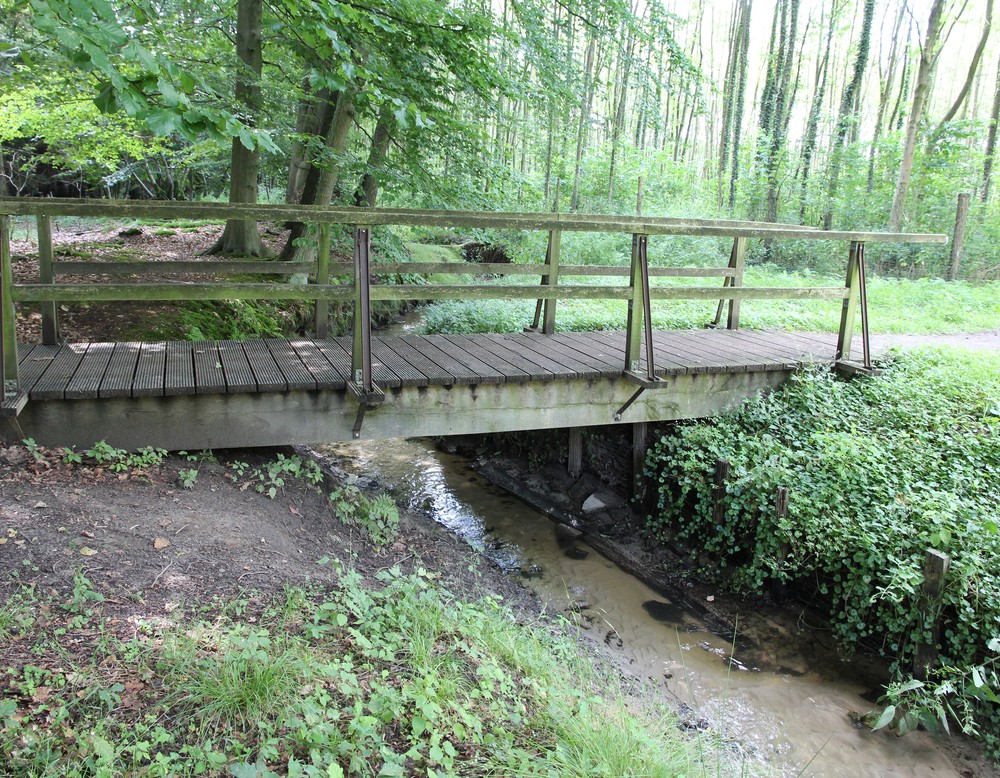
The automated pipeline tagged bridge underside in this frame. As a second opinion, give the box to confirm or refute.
[4,330,837,450]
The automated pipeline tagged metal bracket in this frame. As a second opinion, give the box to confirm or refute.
[348,382,385,439]
[614,371,667,420]
[834,360,883,378]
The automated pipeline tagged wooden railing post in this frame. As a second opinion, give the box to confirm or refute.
[36,215,59,345]
[314,223,331,338]
[351,227,373,393]
[540,229,561,335]
[0,215,18,400]
[836,241,861,361]
[726,236,748,330]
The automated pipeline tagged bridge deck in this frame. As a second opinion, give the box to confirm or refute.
[16,330,837,401]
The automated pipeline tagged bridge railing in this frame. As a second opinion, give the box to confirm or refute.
[0,198,947,411]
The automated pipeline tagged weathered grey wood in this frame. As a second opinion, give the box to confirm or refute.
[475,334,563,380]
[264,339,319,391]
[9,370,795,450]
[191,341,227,395]
[568,428,583,478]
[65,343,113,399]
[36,215,59,345]
[370,339,426,387]
[51,260,318,276]
[914,549,951,680]
[379,336,453,385]
[508,333,605,380]
[541,230,562,335]
[558,331,630,372]
[14,283,352,303]
[31,344,86,400]
[405,336,491,385]
[836,242,861,361]
[286,339,346,388]
[314,223,331,337]
[243,339,288,392]
[164,341,196,396]
[99,342,141,398]
[217,341,257,393]
[727,237,748,330]
[713,459,731,527]
[0,197,947,243]
[439,335,530,382]
[0,215,16,387]
[559,266,737,278]
[311,339,354,384]
[327,336,396,387]
[17,344,59,395]
[133,342,167,397]
[586,330,689,375]
[374,262,552,276]
[945,193,971,282]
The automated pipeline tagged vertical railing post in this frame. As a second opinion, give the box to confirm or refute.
[726,236,748,330]
[624,233,643,372]
[0,214,18,401]
[351,226,373,394]
[836,241,861,362]
[36,215,59,345]
[541,229,561,335]
[314,223,331,338]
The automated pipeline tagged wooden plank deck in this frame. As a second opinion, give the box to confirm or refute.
[14,330,840,402]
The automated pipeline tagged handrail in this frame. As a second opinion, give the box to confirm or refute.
[0,197,948,243]
[0,198,946,418]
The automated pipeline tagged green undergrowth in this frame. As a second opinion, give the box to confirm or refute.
[0,564,725,777]
[420,266,1000,335]
[644,349,1000,751]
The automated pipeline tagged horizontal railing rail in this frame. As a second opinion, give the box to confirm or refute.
[0,198,947,414]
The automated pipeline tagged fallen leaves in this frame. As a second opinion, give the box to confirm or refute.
[153,537,170,550]
[78,547,97,556]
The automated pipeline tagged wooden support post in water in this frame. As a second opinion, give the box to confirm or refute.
[914,549,951,680]
[567,428,582,478]
[946,193,970,282]
[314,223,331,338]
[36,215,59,345]
[632,421,648,501]
[836,241,861,361]
[0,215,18,396]
[712,458,730,526]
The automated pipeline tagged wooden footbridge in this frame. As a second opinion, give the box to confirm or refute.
[0,199,945,469]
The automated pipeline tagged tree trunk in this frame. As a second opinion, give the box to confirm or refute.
[356,106,393,207]
[799,0,834,223]
[823,0,875,230]
[279,90,356,261]
[981,52,1000,201]
[286,79,320,205]
[926,0,993,152]
[205,0,267,258]
[728,0,752,210]
[889,0,946,231]
[867,1,908,193]
[570,34,598,212]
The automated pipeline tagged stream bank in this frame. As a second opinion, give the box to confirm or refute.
[319,434,995,777]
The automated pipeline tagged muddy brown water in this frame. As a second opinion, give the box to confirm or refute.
[319,437,991,777]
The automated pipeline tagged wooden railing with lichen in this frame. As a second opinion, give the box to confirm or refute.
[0,197,947,413]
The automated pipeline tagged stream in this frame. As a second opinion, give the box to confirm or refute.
[318,436,985,777]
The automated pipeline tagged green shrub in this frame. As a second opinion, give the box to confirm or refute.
[644,349,1000,746]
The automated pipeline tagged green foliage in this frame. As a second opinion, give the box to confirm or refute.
[0,566,714,776]
[329,485,400,547]
[179,299,305,341]
[644,349,1000,747]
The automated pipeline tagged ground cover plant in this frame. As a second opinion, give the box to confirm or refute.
[0,564,721,777]
[643,349,1000,752]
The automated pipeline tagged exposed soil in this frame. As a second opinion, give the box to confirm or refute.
[0,445,541,631]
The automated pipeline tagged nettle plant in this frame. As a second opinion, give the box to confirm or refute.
[644,350,1000,747]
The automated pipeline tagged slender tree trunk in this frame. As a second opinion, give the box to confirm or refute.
[356,106,393,207]
[981,52,1000,201]
[889,0,946,231]
[205,0,266,257]
[571,34,598,212]
[286,79,319,205]
[800,0,834,223]
[867,2,908,193]
[926,0,993,152]
[823,0,875,230]
[728,0,753,210]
